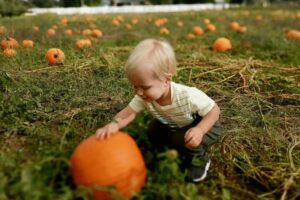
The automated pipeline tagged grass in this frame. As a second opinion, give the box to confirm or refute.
[0,5,300,200]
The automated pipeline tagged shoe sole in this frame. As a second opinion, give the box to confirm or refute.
[192,159,211,182]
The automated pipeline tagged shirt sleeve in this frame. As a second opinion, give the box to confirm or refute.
[129,95,146,113]
[188,87,215,117]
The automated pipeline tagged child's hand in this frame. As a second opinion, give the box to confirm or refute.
[184,127,205,149]
[95,122,119,140]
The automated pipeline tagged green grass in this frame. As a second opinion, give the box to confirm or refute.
[0,5,300,200]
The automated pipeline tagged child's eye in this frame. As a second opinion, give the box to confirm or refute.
[142,86,151,90]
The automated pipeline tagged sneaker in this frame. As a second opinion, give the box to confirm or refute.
[188,156,211,183]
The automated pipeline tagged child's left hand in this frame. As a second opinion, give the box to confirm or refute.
[184,127,205,149]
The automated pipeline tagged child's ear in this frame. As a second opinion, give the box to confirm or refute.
[164,73,172,82]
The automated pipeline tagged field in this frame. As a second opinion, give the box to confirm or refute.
[0,5,300,200]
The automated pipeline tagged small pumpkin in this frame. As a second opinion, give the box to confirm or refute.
[238,26,247,33]
[131,18,138,25]
[91,29,103,38]
[186,33,196,40]
[47,28,56,37]
[112,19,120,26]
[3,48,16,57]
[45,48,65,65]
[160,27,170,35]
[70,132,147,200]
[203,18,211,25]
[229,21,240,31]
[64,29,73,36]
[33,26,39,32]
[82,29,92,36]
[22,40,34,48]
[125,23,132,29]
[206,24,216,32]
[192,26,204,36]
[1,37,19,49]
[286,29,300,40]
[255,15,263,22]
[176,21,183,27]
[212,37,232,52]
[75,39,92,49]
[60,17,68,25]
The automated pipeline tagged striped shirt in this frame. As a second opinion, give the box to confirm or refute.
[129,82,215,128]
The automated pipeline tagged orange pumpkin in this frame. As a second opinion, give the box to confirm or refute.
[176,21,183,27]
[75,39,92,49]
[192,26,204,36]
[64,29,73,36]
[255,15,263,22]
[238,26,247,33]
[82,29,92,36]
[212,37,232,52]
[3,48,16,57]
[203,18,211,25]
[206,24,216,32]
[112,19,120,26]
[33,26,39,32]
[91,29,103,38]
[286,29,300,40]
[45,48,65,65]
[186,33,196,40]
[1,37,19,49]
[70,132,147,200]
[22,40,34,48]
[125,23,132,29]
[47,28,56,37]
[131,18,139,25]
[160,27,170,35]
[229,21,240,31]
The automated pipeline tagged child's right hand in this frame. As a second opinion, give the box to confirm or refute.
[95,122,119,140]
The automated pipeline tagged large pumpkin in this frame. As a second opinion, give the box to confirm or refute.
[70,132,147,200]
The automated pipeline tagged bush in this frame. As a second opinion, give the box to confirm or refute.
[0,0,28,17]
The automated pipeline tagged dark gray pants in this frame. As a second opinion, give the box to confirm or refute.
[146,116,222,164]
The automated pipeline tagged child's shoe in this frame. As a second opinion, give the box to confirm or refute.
[187,156,211,183]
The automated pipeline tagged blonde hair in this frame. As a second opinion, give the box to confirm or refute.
[125,38,177,80]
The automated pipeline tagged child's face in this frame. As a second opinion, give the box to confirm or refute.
[127,66,170,102]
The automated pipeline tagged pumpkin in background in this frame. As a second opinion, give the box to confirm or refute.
[70,132,147,200]
[212,37,232,52]
[45,48,65,65]
[206,24,216,32]
[75,39,92,49]
[64,29,73,36]
[192,26,204,36]
[176,21,183,27]
[3,48,16,57]
[82,29,92,36]
[238,26,247,33]
[22,40,34,48]
[32,26,39,32]
[286,29,300,40]
[203,18,211,25]
[229,21,240,31]
[91,29,103,38]
[131,18,139,25]
[47,28,56,37]
[186,33,196,40]
[1,37,19,49]
[160,27,170,35]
